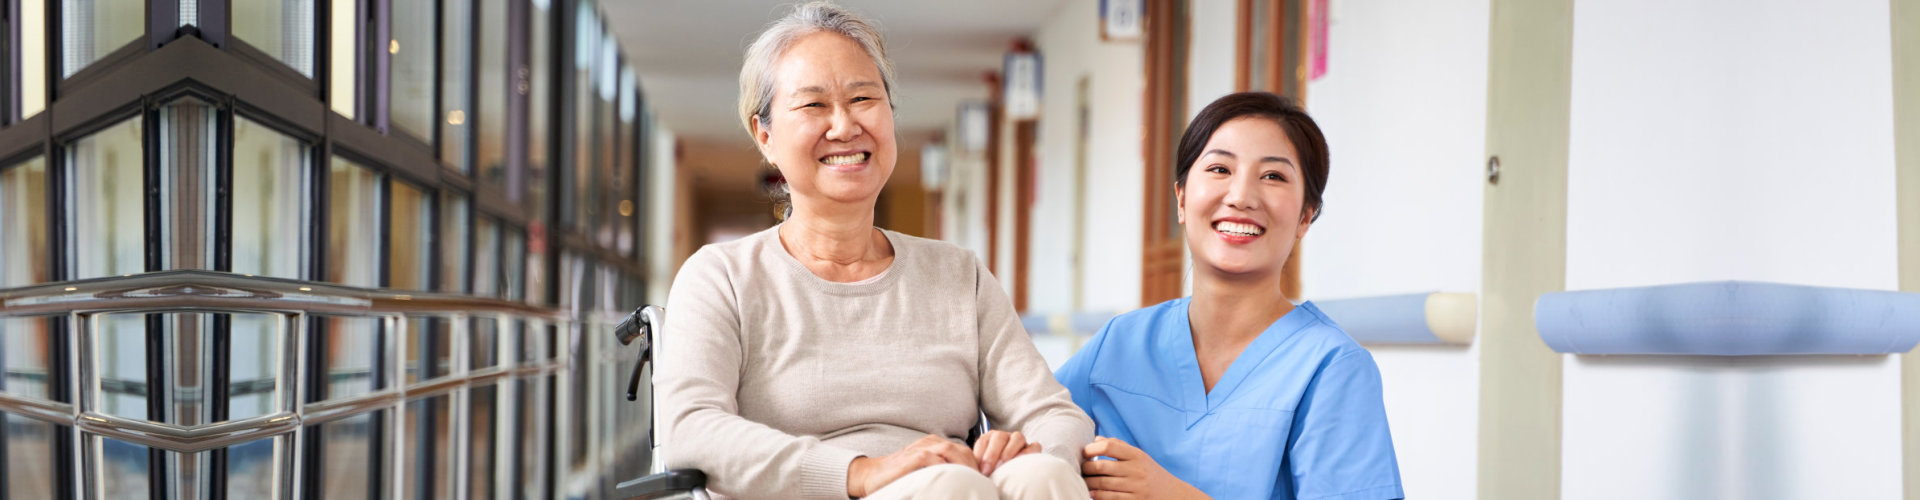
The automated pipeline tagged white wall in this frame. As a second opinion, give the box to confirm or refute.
[1298,0,1489,498]
[1026,0,1146,314]
[1560,1,1900,498]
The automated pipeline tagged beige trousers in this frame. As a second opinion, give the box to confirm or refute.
[862,454,1089,500]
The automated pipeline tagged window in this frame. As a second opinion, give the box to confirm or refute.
[60,0,144,77]
[1,156,49,286]
[70,117,144,279]
[158,98,217,270]
[389,180,433,290]
[391,0,437,142]
[477,0,508,187]
[315,317,380,400]
[233,0,316,76]
[311,412,379,499]
[441,0,474,172]
[528,0,553,221]
[231,117,310,279]
[472,216,499,297]
[326,157,381,287]
[439,193,470,293]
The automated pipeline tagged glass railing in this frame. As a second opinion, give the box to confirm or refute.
[0,270,585,499]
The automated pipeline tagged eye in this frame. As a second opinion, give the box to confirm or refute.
[1263,172,1287,182]
[1205,165,1229,174]
[851,96,874,103]
[800,102,825,109]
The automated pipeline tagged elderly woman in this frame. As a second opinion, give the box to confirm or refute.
[656,3,1093,500]
[1056,92,1403,499]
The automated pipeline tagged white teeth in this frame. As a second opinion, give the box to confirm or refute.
[1215,221,1264,237]
[821,152,868,166]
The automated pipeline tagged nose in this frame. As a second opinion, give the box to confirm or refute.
[1223,172,1259,211]
[825,106,864,142]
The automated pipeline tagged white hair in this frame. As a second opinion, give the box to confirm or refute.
[737,1,897,135]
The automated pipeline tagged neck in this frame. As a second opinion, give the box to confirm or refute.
[1188,268,1293,349]
[780,197,885,266]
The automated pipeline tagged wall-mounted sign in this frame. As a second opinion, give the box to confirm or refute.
[1003,52,1042,121]
[1101,0,1143,40]
[920,145,950,191]
[957,101,990,154]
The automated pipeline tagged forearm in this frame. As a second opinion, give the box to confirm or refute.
[666,405,862,500]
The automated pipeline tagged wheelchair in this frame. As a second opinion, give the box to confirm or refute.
[610,305,992,500]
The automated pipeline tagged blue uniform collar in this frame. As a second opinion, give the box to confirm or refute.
[1162,298,1322,428]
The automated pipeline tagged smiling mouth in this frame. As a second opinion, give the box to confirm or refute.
[820,152,871,166]
[1213,220,1266,237]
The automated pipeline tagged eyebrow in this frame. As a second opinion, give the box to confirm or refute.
[1201,149,1294,165]
[791,81,884,96]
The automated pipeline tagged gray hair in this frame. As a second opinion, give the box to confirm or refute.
[738,1,898,135]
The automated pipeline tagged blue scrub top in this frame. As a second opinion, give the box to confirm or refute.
[1056,298,1403,500]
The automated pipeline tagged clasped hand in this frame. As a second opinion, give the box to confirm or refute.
[845,431,1042,497]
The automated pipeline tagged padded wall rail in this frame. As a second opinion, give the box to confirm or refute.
[1535,281,1920,355]
[1315,292,1477,345]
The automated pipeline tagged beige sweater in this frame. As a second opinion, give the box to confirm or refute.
[657,226,1093,500]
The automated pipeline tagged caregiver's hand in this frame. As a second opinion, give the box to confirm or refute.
[971,430,1043,476]
[847,434,979,498]
[1082,436,1210,500]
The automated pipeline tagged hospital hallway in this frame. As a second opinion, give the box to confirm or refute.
[0,0,1917,498]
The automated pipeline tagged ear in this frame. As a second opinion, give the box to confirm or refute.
[1175,185,1187,225]
[1296,205,1316,239]
[750,115,775,161]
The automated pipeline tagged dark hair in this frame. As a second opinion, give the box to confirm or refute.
[1174,92,1328,223]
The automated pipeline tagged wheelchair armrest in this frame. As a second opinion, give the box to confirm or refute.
[616,469,708,500]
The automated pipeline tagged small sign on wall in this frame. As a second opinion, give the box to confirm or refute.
[1101,0,1143,41]
[957,101,990,154]
[1003,52,1042,120]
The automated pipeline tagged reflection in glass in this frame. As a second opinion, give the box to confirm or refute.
[61,0,145,77]
[1,157,49,286]
[71,117,145,279]
[0,318,53,400]
[477,0,508,187]
[232,117,309,279]
[441,0,473,172]
[389,180,433,290]
[163,313,214,427]
[98,437,151,499]
[225,436,282,498]
[503,229,526,301]
[327,158,381,287]
[568,4,597,230]
[470,384,498,498]
[516,378,546,499]
[403,317,451,384]
[403,396,454,500]
[313,412,377,499]
[228,313,283,421]
[473,217,500,297]
[391,0,437,142]
[233,0,315,76]
[618,66,639,257]
[317,317,379,400]
[158,98,217,271]
[95,313,147,420]
[471,317,497,369]
[528,0,553,223]
[439,193,470,293]
[2,414,59,498]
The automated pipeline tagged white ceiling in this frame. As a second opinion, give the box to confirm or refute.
[601,0,1065,145]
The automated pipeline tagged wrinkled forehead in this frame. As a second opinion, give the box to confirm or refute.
[768,33,886,98]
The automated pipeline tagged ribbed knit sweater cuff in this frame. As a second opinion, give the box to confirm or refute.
[799,445,862,499]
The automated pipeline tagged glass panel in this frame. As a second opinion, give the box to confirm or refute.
[71,117,144,279]
[440,0,473,172]
[470,317,497,369]
[528,0,552,223]
[60,0,144,78]
[159,98,217,271]
[389,180,433,290]
[94,313,147,420]
[312,412,377,499]
[233,0,316,76]
[228,313,284,421]
[315,317,379,401]
[327,0,356,118]
[515,377,544,498]
[97,436,150,499]
[503,229,525,302]
[327,158,382,287]
[0,318,53,400]
[163,313,213,427]
[391,0,436,142]
[21,0,46,118]
[594,33,617,249]
[568,3,596,230]
[472,217,499,297]
[469,383,497,498]
[2,414,60,499]
[403,395,454,500]
[231,117,310,279]
[438,193,469,293]
[1,157,50,286]
[224,436,284,498]
[476,0,507,187]
[403,318,452,384]
[617,67,638,257]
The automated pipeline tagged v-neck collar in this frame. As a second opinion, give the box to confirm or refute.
[1165,298,1317,429]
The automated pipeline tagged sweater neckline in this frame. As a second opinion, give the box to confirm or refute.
[766,224,908,295]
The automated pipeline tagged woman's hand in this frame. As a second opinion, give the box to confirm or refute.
[847,434,979,498]
[1081,436,1209,500]
[971,430,1043,476]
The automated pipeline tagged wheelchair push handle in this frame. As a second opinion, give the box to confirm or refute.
[615,305,664,401]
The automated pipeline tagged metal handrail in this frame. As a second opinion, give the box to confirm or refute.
[0,270,577,454]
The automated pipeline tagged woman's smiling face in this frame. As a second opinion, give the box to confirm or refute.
[753,31,897,208]
[1178,116,1312,278]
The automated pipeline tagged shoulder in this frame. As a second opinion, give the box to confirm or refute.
[885,229,988,283]
[1079,298,1187,365]
[1290,301,1382,369]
